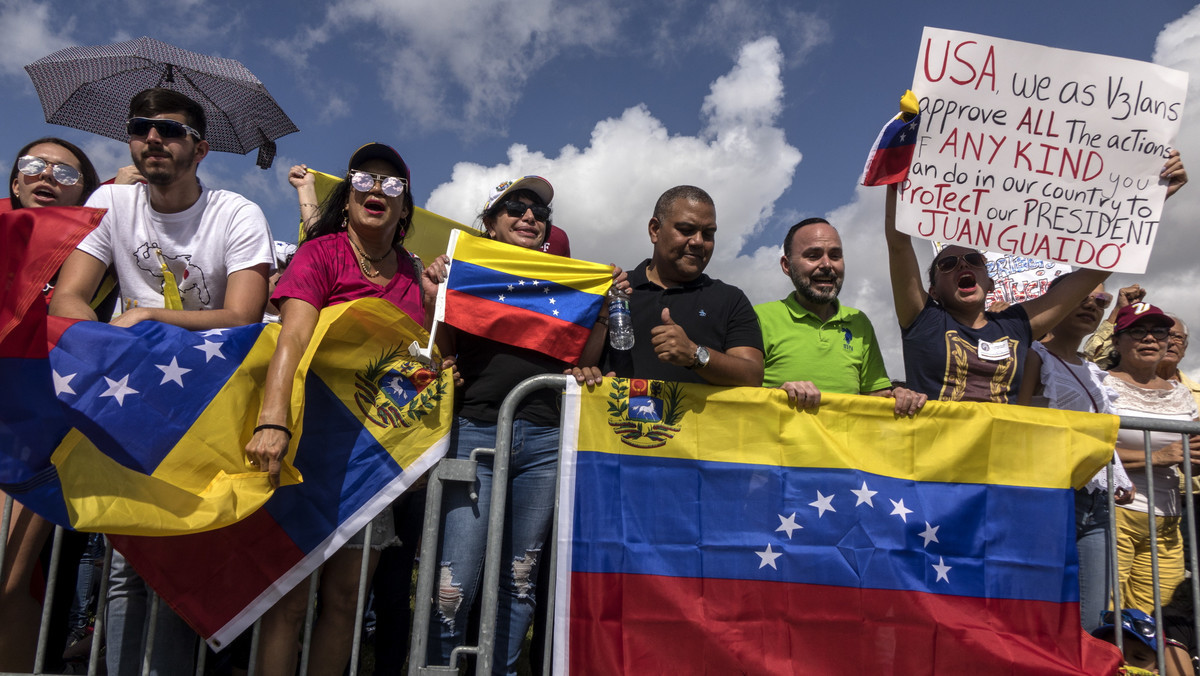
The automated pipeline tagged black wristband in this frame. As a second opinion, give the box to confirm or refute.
[254,423,292,439]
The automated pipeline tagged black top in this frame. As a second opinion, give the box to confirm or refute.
[901,298,1032,404]
[603,260,763,384]
[454,331,565,426]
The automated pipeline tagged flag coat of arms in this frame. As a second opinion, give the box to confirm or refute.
[554,380,1122,674]
[437,229,611,364]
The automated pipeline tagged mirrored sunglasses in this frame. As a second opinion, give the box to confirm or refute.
[1100,610,1156,639]
[16,155,82,186]
[1119,325,1170,341]
[500,200,550,222]
[349,170,407,198]
[1084,292,1113,309]
[935,252,987,273]
[126,117,202,140]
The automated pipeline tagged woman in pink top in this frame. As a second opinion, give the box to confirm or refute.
[245,143,427,676]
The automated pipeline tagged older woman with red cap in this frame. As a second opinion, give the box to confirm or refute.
[1106,303,1200,616]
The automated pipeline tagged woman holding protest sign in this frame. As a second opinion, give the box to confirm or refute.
[881,150,1186,403]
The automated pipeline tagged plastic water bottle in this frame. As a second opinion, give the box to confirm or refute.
[607,288,635,350]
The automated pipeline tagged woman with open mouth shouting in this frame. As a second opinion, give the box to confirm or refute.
[881,150,1185,404]
[246,143,430,676]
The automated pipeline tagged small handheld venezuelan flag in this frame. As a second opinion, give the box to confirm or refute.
[861,90,921,186]
[436,230,612,364]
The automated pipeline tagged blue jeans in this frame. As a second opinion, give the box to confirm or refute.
[105,549,197,676]
[67,533,105,632]
[1075,489,1112,633]
[430,416,559,676]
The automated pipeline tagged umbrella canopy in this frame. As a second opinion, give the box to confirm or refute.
[25,36,298,168]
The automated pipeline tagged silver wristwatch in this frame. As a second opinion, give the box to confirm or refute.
[689,345,710,370]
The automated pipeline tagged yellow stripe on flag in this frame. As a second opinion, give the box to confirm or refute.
[578,380,1117,490]
[452,234,612,295]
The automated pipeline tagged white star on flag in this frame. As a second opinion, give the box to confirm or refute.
[552,309,559,316]
[498,294,507,302]
[543,287,549,293]
[156,357,191,387]
[548,298,556,305]
[809,491,835,518]
[851,481,877,507]
[507,284,514,291]
[933,556,952,583]
[52,370,77,396]
[518,280,526,286]
[756,543,782,569]
[532,280,539,286]
[776,513,802,539]
[890,498,913,523]
[100,375,138,406]
[194,340,225,363]
[920,522,940,548]
[199,328,227,337]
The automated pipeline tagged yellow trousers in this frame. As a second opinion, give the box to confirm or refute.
[1114,506,1184,614]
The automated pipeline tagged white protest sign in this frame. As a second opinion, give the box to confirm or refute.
[897,27,1188,274]
[932,243,1071,306]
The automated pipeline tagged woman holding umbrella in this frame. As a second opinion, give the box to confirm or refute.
[245,143,429,676]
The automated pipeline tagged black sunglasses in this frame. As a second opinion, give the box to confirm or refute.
[1119,325,1171,341]
[935,252,988,273]
[126,117,202,140]
[499,200,550,222]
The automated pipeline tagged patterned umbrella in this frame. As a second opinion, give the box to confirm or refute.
[24,36,298,169]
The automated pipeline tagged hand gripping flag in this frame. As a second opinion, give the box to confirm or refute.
[554,380,1123,675]
[436,229,611,364]
[110,298,453,647]
[862,90,922,186]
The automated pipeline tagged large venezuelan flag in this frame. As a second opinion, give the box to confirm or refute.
[439,229,610,363]
[555,380,1123,675]
[111,299,453,647]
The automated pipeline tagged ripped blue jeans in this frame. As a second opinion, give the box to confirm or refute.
[430,416,559,676]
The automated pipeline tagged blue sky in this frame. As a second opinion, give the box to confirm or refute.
[4,0,1200,378]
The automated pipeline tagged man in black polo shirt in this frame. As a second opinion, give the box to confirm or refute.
[604,185,763,385]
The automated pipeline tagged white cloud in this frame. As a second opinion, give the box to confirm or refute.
[426,35,801,286]
[1145,5,1200,379]
[283,0,624,133]
[0,0,76,79]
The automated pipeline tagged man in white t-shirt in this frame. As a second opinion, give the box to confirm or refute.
[50,88,273,328]
[49,88,274,676]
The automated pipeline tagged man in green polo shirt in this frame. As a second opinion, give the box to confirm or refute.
[754,218,925,415]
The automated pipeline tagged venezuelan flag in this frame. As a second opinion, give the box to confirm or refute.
[439,230,611,363]
[555,381,1122,674]
[111,298,453,647]
[862,90,922,186]
[0,206,291,534]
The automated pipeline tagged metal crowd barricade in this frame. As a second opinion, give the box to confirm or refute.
[408,373,568,676]
[3,396,1200,676]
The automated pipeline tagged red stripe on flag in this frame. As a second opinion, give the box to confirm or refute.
[863,144,917,187]
[0,207,104,357]
[112,509,306,642]
[444,288,590,363]
[568,572,1121,675]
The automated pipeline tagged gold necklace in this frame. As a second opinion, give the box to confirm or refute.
[348,236,390,278]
